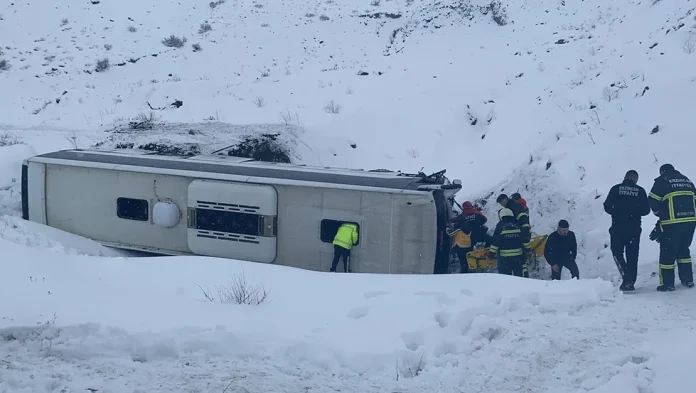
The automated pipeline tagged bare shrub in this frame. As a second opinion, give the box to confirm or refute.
[254,3,264,8]
[481,0,508,26]
[199,23,212,34]
[192,43,202,52]
[305,12,316,17]
[127,25,137,33]
[0,59,9,71]
[371,0,381,6]
[602,86,618,102]
[60,18,69,26]
[683,33,695,54]
[209,0,225,8]
[95,58,110,72]
[129,112,160,130]
[280,109,300,125]
[324,100,341,114]
[0,132,22,146]
[319,15,330,21]
[162,35,186,48]
[104,44,112,51]
[196,272,269,306]
[65,132,79,149]
[253,97,266,107]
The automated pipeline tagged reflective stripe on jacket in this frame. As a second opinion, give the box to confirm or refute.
[649,170,696,226]
[489,220,530,258]
[333,223,359,250]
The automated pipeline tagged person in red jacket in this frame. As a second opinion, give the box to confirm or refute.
[452,201,491,247]
[511,193,528,211]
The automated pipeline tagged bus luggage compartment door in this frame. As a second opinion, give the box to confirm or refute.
[186,179,278,263]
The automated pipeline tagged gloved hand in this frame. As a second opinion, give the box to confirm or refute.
[649,222,662,243]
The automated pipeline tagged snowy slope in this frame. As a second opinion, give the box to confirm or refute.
[2,0,695,278]
[2,0,696,391]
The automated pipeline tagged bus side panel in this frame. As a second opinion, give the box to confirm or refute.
[44,165,191,253]
[24,162,47,224]
[272,185,393,273]
[357,191,392,273]
[391,193,438,274]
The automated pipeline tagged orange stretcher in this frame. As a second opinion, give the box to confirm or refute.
[465,234,548,272]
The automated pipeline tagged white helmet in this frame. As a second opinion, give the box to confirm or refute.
[498,208,514,219]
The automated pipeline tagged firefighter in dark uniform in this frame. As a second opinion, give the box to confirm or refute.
[489,208,531,277]
[648,164,696,291]
[497,194,531,277]
[603,170,651,291]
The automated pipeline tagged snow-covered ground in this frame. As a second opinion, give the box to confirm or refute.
[2,0,696,391]
[3,243,696,393]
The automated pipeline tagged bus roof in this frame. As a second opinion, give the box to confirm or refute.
[31,149,450,191]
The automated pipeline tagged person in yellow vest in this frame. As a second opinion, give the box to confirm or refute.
[330,223,359,272]
[449,224,473,273]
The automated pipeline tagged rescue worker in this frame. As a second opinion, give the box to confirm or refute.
[648,164,696,291]
[330,222,359,273]
[497,193,531,276]
[602,169,650,291]
[489,208,531,277]
[496,193,531,239]
[511,193,529,215]
[511,193,533,276]
[452,201,491,246]
[448,223,472,273]
[543,219,579,280]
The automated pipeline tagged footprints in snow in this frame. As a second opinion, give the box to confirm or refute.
[346,306,369,319]
[346,288,471,320]
[345,290,389,319]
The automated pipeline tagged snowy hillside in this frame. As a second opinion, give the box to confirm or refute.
[2,0,696,391]
[1,0,695,278]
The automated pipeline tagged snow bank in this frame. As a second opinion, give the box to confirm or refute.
[0,239,625,392]
[0,216,131,257]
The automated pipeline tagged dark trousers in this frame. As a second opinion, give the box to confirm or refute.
[658,222,696,286]
[498,256,524,277]
[331,245,351,272]
[454,247,472,273]
[550,260,579,280]
[610,225,641,285]
[471,231,492,247]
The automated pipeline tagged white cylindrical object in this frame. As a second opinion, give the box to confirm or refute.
[152,201,180,228]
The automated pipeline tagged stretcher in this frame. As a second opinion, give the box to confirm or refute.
[465,234,549,272]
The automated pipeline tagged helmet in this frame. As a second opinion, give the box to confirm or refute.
[499,208,513,219]
[462,201,473,209]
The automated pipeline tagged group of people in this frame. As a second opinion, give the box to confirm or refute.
[449,193,579,280]
[604,165,696,292]
[449,163,696,293]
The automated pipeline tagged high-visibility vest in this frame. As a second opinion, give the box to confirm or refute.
[451,230,472,248]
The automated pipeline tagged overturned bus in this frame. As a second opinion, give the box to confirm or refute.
[21,148,462,274]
